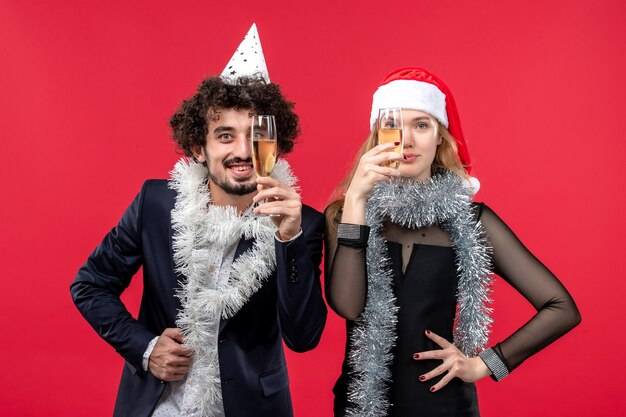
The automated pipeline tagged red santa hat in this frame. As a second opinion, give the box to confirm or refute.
[370,67,476,185]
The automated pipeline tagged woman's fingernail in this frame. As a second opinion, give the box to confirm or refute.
[430,386,436,392]
[413,353,420,359]
[394,141,400,146]
[419,376,425,381]
[426,329,431,335]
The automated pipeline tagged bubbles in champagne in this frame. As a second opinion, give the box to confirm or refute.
[378,128,403,169]
[253,139,277,177]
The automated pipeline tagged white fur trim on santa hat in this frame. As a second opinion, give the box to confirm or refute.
[370,80,448,128]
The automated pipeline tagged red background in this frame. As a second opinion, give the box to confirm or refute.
[1,1,624,416]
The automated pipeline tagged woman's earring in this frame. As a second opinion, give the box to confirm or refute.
[437,136,443,145]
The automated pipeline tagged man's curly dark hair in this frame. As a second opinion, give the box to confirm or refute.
[170,76,299,157]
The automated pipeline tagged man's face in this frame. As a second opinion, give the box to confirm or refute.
[194,108,257,196]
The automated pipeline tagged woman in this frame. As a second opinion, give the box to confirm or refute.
[324,67,581,417]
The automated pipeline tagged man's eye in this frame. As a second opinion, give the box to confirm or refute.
[219,134,233,140]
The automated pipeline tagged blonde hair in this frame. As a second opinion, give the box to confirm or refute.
[325,121,469,240]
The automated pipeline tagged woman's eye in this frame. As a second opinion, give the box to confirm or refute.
[417,122,428,129]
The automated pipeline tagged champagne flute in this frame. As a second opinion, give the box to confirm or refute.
[377,108,404,208]
[377,108,404,169]
[250,115,278,216]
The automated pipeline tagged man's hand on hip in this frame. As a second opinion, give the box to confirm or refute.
[148,328,193,381]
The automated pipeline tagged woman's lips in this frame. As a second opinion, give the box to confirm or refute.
[403,153,419,162]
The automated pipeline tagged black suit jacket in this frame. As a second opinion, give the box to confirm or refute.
[71,180,327,417]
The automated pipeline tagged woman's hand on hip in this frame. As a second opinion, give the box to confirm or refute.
[413,329,491,392]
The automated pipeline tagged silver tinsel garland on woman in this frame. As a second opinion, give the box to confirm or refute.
[346,170,493,417]
[168,158,297,417]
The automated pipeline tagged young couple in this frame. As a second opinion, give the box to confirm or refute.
[71,24,580,417]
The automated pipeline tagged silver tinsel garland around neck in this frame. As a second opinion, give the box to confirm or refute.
[168,157,297,417]
[346,170,493,417]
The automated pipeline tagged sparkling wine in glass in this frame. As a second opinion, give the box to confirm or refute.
[250,115,278,216]
[251,115,277,178]
[377,108,404,169]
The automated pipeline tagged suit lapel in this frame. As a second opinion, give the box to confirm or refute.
[166,189,184,314]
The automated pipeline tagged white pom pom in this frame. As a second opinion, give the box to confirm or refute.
[467,176,480,194]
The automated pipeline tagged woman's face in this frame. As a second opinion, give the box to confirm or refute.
[397,109,439,181]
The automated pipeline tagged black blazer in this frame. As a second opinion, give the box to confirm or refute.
[71,180,327,417]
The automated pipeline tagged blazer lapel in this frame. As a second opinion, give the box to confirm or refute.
[165,190,185,314]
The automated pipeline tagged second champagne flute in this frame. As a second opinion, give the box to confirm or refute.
[251,115,278,216]
[377,108,404,169]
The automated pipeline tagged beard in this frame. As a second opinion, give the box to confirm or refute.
[209,172,257,196]
[208,157,257,196]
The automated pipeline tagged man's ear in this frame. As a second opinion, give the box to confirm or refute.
[192,144,206,162]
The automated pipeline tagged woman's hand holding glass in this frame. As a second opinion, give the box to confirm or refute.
[342,108,405,224]
[341,142,404,224]
[346,142,404,200]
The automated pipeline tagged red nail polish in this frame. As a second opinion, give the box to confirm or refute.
[419,376,425,381]
[426,329,431,335]
[430,387,436,392]
[394,141,400,146]
[413,353,419,359]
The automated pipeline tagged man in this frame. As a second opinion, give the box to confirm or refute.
[70,24,326,417]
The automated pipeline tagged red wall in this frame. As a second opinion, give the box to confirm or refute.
[1,1,624,416]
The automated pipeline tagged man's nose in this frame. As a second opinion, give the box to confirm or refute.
[235,133,252,158]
